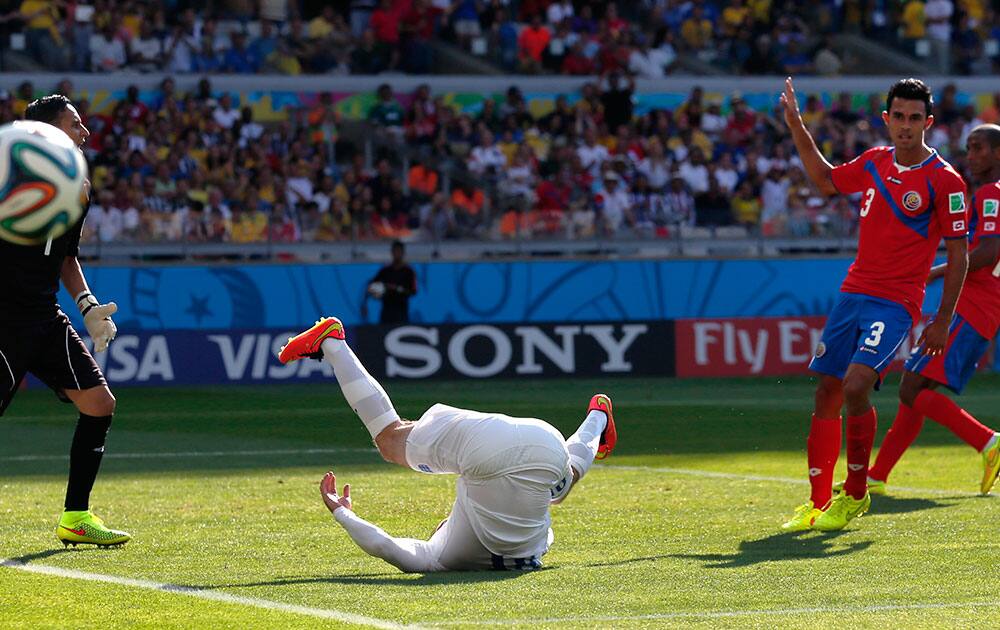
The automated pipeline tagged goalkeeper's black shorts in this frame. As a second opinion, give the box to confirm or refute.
[0,311,106,416]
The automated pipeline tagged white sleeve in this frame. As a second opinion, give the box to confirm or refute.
[333,508,445,573]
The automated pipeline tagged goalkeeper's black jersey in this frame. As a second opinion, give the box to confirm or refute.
[0,202,88,326]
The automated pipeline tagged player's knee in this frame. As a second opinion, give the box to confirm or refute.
[95,389,116,416]
[841,374,872,405]
[374,423,410,467]
[814,379,843,416]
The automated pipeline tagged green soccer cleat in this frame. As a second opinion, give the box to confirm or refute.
[832,478,887,496]
[780,501,822,532]
[813,492,871,532]
[57,511,131,547]
[980,437,1000,495]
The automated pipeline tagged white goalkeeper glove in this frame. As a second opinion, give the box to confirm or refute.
[76,291,118,353]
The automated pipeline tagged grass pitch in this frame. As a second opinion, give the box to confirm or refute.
[3,374,1000,628]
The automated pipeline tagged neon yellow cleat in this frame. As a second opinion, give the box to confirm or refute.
[813,492,871,531]
[57,511,131,547]
[832,478,887,496]
[980,437,1000,495]
[781,501,822,531]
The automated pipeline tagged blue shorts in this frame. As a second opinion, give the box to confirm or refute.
[809,293,913,382]
[904,314,989,394]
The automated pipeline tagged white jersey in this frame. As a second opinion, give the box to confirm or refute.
[405,404,572,563]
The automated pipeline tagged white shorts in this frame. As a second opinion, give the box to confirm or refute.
[405,403,571,563]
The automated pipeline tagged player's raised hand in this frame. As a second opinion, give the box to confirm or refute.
[320,471,353,513]
[917,318,949,357]
[779,77,801,129]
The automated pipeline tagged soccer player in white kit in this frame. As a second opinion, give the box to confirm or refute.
[278,317,618,572]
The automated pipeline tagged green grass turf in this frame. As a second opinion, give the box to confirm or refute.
[3,374,1000,628]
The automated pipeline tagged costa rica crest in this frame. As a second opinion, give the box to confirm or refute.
[901,191,922,212]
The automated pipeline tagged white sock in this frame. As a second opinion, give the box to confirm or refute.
[566,410,607,480]
[981,433,1000,454]
[321,338,400,440]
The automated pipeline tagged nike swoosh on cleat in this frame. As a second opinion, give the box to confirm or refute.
[60,526,86,536]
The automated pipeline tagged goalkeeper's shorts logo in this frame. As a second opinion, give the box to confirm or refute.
[814,342,826,358]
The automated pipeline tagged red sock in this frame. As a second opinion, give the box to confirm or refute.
[914,389,995,451]
[843,407,877,500]
[868,403,924,482]
[807,414,842,508]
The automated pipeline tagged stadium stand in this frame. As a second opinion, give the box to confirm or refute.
[0,73,994,252]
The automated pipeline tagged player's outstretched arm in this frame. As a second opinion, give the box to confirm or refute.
[780,77,837,196]
[319,472,443,573]
[920,238,969,355]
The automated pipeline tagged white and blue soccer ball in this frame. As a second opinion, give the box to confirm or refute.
[0,120,88,245]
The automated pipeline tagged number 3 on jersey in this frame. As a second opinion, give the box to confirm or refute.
[860,188,875,217]
[864,321,885,347]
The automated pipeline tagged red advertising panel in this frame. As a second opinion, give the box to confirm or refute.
[674,315,990,378]
[675,317,827,377]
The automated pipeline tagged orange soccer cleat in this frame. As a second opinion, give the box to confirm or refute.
[589,393,617,460]
[278,317,346,364]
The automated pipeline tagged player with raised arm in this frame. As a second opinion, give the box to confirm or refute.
[779,78,969,531]
[279,317,617,572]
[0,95,129,547]
[861,124,1000,495]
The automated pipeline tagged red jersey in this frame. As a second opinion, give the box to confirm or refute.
[831,147,968,322]
[957,181,1000,337]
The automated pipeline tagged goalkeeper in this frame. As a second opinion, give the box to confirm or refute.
[279,317,617,572]
[0,95,128,547]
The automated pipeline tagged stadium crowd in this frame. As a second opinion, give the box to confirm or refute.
[1,1,998,77]
[1,76,995,245]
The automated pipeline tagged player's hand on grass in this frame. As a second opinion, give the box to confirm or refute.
[320,472,353,513]
[779,77,802,129]
[918,318,949,356]
[77,292,118,353]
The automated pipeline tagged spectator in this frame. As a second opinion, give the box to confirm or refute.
[468,130,506,177]
[130,22,163,72]
[368,84,405,132]
[518,14,552,74]
[760,167,790,236]
[680,5,714,51]
[224,32,259,73]
[731,180,762,230]
[213,94,241,130]
[595,171,633,235]
[663,175,695,226]
[90,23,127,72]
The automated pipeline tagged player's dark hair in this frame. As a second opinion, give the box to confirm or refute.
[391,239,405,252]
[969,123,1000,149]
[24,94,73,125]
[886,78,933,117]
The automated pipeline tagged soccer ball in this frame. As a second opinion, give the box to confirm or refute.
[368,281,386,298]
[0,120,88,245]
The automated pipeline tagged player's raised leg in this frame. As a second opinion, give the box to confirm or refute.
[279,317,410,464]
[558,394,616,501]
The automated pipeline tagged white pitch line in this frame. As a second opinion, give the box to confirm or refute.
[0,447,378,463]
[1,559,418,630]
[602,464,965,497]
[425,599,1000,626]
